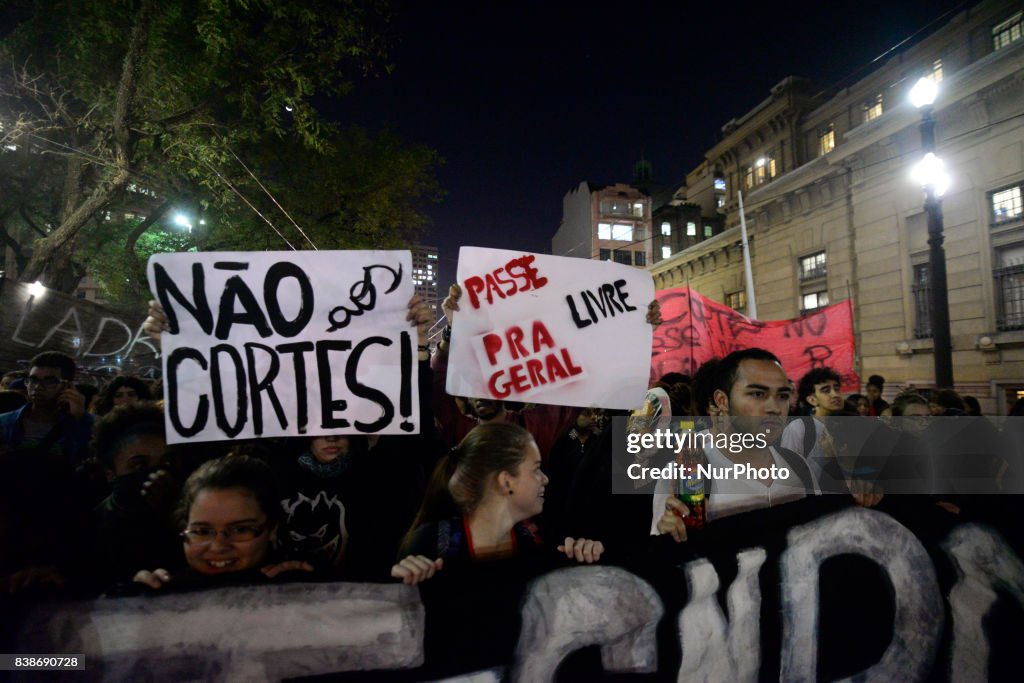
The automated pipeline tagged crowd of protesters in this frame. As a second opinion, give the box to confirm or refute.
[2,285,1022,677]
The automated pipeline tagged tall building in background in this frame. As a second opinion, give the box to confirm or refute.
[411,245,440,319]
[651,0,1024,413]
[552,182,652,267]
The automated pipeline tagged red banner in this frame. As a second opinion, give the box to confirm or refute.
[651,287,859,391]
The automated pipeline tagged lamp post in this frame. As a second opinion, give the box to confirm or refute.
[910,77,953,388]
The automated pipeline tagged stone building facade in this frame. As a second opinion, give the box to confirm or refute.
[651,0,1024,413]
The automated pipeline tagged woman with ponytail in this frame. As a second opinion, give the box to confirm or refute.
[391,421,604,676]
[392,422,603,583]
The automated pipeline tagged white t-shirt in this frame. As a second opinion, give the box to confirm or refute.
[650,440,816,535]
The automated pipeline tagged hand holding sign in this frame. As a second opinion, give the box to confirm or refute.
[446,248,654,410]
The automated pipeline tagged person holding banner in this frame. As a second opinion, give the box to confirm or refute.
[391,422,604,676]
[653,349,820,543]
[133,455,313,590]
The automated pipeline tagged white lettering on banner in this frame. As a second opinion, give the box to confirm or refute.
[14,513,1024,680]
[448,247,654,409]
[147,251,419,443]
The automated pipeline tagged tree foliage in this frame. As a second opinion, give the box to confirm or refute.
[0,0,440,299]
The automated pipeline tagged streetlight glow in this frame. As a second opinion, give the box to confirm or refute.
[909,77,938,109]
[28,280,45,297]
[912,152,951,197]
[173,213,192,229]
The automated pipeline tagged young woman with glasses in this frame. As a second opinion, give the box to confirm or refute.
[132,455,312,589]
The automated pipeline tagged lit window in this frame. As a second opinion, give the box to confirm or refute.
[662,246,672,259]
[611,224,633,241]
[704,225,713,238]
[714,178,726,191]
[800,251,827,281]
[755,163,766,184]
[428,254,437,259]
[716,196,726,208]
[726,290,746,312]
[994,11,1022,51]
[927,58,943,83]
[819,124,835,156]
[743,167,754,190]
[992,185,1023,224]
[632,202,644,217]
[598,223,612,240]
[661,222,671,236]
[864,93,883,122]
[802,291,829,312]
[634,251,646,266]
[686,222,696,236]
[767,154,777,178]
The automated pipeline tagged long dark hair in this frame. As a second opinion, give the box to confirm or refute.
[401,423,535,550]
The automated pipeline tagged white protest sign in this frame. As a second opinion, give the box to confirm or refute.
[447,247,654,409]
[147,251,418,443]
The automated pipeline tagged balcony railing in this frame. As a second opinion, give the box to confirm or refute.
[911,282,932,339]
[799,263,827,282]
[996,264,1024,331]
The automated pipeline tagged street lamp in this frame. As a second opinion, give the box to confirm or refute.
[910,76,953,388]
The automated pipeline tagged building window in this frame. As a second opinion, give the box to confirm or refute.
[599,249,611,261]
[661,222,672,236]
[726,290,747,312]
[716,195,726,209]
[743,166,754,190]
[818,124,835,156]
[686,221,697,237]
[662,246,672,260]
[614,250,633,265]
[996,245,1024,330]
[927,58,943,83]
[600,199,643,217]
[597,222,634,240]
[992,185,1023,224]
[911,262,932,338]
[634,251,646,266]
[993,11,1023,51]
[714,178,726,191]
[863,93,883,123]
[799,251,827,281]
[703,225,713,238]
[753,155,777,185]
[801,291,829,314]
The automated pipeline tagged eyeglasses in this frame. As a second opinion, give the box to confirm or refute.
[180,522,268,544]
[25,376,62,387]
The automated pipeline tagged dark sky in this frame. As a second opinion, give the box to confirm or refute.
[333,0,971,290]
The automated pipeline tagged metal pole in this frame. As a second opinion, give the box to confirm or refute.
[737,190,758,319]
[920,106,953,388]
